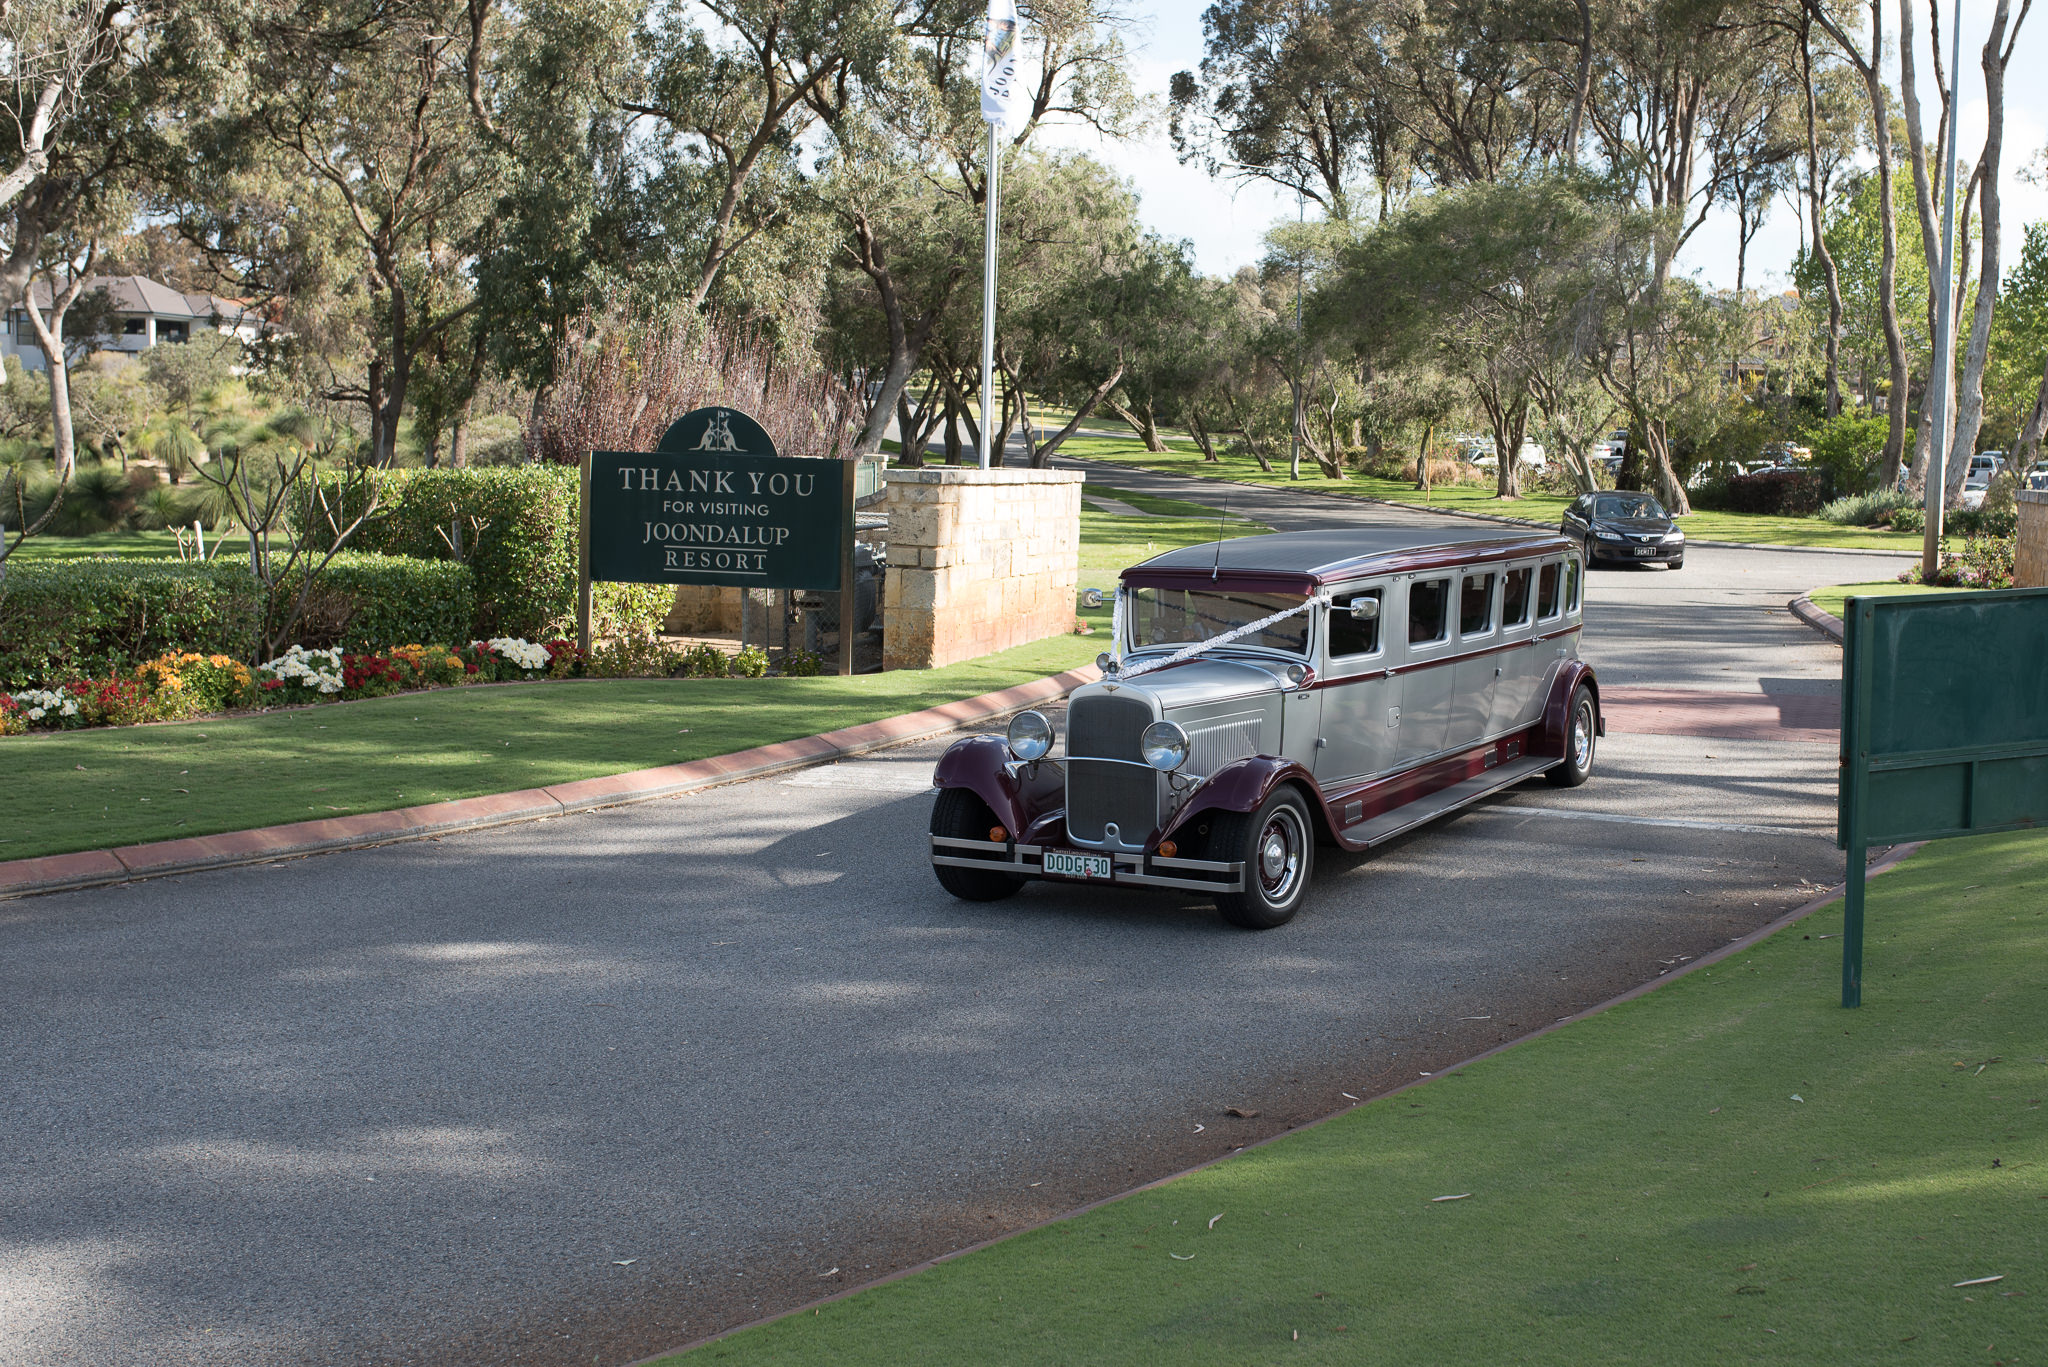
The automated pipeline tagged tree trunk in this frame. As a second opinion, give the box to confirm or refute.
[1226,392,1274,473]
[1032,362,1126,466]
[845,215,946,460]
[2015,349,2048,468]
[1643,418,1691,515]
[1947,0,2019,502]
[1415,420,1434,492]
[1802,6,1851,418]
[1188,405,1219,462]
[20,261,90,483]
[943,394,963,465]
[894,389,921,468]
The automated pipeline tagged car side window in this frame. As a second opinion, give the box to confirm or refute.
[1328,587,1383,658]
[1408,577,1450,646]
[1537,561,1561,619]
[1501,566,1533,628]
[1565,557,1582,613]
[1460,572,1495,636]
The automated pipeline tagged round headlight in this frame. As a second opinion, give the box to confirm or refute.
[1006,709,1053,762]
[1140,720,1190,773]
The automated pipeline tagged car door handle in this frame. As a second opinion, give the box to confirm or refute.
[1495,665,1502,676]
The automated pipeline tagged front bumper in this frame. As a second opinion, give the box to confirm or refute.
[930,835,1245,893]
[1592,539,1682,560]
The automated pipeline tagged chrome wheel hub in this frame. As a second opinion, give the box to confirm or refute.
[1571,701,1594,769]
[1255,808,1306,902]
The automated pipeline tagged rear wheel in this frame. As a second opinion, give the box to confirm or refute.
[1545,684,1598,788]
[1211,788,1316,930]
[929,787,1024,902]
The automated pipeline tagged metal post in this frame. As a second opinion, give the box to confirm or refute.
[837,459,857,676]
[977,122,1001,471]
[576,452,593,657]
[1838,596,1876,1007]
[1921,0,1964,580]
[1289,192,1302,479]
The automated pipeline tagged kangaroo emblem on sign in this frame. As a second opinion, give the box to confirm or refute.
[691,409,743,451]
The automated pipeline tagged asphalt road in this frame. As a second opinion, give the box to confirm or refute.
[0,473,1913,1367]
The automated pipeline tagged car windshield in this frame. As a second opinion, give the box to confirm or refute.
[1593,494,1666,519]
[1125,587,1311,656]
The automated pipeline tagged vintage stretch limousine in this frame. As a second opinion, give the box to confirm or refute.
[927,525,1602,928]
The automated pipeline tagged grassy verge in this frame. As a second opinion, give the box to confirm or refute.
[676,831,2048,1366]
[2,502,1262,861]
[0,635,1098,861]
[1805,581,1970,620]
[1050,428,1941,554]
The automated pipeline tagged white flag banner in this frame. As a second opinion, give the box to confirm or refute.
[980,0,1019,126]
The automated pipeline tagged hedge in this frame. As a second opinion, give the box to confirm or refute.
[0,558,263,690]
[1692,468,1825,516]
[301,467,578,638]
[278,553,475,652]
[0,553,473,689]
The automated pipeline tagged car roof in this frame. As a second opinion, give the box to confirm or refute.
[1124,524,1574,593]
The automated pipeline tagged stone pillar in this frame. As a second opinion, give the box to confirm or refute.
[2015,489,2048,588]
[882,467,1083,670]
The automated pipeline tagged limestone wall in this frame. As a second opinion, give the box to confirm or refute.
[881,467,1084,670]
[2017,489,2048,588]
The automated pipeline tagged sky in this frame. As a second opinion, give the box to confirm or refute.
[1035,0,2048,294]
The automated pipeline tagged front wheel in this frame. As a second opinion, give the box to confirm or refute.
[1545,684,1598,788]
[930,787,1025,902]
[1210,788,1316,929]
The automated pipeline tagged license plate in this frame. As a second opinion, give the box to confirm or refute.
[1633,546,1658,556]
[1044,851,1114,880]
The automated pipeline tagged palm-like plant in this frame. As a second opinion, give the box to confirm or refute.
[134,418,208,485]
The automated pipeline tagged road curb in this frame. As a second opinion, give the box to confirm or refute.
[0,665,1101,902]
[1066,456,1923,557]
[1788,594,1846,642]
[626,838,1925,1365]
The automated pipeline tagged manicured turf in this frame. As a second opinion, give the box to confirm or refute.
[2,501,1263,860]
[6,529,190,561]
[673,831,2048,1365]
[1806,581,1972,621]
[1053,428,1944,553]
[0,635,1101,861]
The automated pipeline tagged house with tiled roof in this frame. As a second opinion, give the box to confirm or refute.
[2,274,268,371]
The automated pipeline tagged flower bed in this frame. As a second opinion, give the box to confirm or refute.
[1898,534,2015,590]
[1,632,818,735]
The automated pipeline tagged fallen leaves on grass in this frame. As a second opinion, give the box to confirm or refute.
[1954,1275,2004,1288]
[1225,1106,1259,1118]
[1208,1213,1223,1229]
[1431,1193,1471,1203]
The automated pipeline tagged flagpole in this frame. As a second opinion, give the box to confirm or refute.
[978,122,1000,471]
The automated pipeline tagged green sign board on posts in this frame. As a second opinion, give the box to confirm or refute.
[1836,586,2048,1006]
[576,405,857,674]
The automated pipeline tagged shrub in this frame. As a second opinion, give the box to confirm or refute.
[279,552,475,651]
[1692,468,1824,516]
[66,675,159,727]
[1802,413,1890,495]
[0,558,264,690]
[135,652,259,716]
[677,642,729,678]
[592,581,675,638]
[1819,487,1918,526]
[1947,504,2018,539]
[730,645,769,678]
[0,693,23,735]
[780,647,822,676]
[586,628,679,678]
[301,466,579,638]
[1900,535,2015,589]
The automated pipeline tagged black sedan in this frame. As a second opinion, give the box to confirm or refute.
[1561,492,1685,569]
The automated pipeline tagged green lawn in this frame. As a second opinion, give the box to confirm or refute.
[6,529,191,561]
[675,830,2048,1366]
[1050,428,1941,553]
[2,501,1262,860]
[1806,581,1969,621]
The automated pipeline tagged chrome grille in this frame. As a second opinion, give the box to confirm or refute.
[1066,692,1158,847]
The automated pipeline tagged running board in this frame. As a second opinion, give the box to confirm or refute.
[1339,756,1561,850]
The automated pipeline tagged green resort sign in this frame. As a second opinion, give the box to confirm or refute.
[577,406,859,673]
[582,408,853,591]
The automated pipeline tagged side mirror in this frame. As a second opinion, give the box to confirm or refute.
[1348,596,1380,621]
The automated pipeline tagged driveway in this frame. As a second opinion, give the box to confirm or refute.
[0,468,1909,1367]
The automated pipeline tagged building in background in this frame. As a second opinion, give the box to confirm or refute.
[2,275,268,371]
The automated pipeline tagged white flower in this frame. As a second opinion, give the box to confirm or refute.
[10,689,79,724]
[476,637,550,672]
[258,645,346,694]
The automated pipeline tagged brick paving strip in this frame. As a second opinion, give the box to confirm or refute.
[0,665,1101,902]
[1600,685,1837,743]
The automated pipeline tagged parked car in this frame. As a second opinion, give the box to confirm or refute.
[1760,442,1813,466]
[1560,491,1685,569]
[1959,470,1993,510]
[927,526,1598,928]
[2027,470,2048,492]
[1471,439,1548,469]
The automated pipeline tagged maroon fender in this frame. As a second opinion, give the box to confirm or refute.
[1159,754,1326,844]
[1532,660,1601,757]
[931,735,1063,837]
